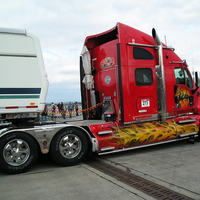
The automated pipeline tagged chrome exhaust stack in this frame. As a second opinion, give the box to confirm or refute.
[152,28,161,46]
[152,28,167,122]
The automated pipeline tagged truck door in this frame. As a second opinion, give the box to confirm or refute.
[126,46,158,122]
[135,67,157,115]
[174,67,194,113]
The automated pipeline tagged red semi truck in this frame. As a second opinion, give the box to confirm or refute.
[0,23,199,174]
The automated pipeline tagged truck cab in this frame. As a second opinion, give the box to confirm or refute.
[80,22,199,124]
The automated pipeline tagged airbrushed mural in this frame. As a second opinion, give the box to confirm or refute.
[100,120,198,150]
[174,85,191,109]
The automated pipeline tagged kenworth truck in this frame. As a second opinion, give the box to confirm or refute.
[0,23,200,174]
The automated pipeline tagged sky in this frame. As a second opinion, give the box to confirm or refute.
[1,0,200,103]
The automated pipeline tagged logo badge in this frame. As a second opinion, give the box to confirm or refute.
[105,75,111,85]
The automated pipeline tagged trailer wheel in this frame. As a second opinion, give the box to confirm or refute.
[0,132,38,174]
[50,128,88,166]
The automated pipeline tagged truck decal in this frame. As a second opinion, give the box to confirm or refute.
[0,88,41,94]
[100,121,198,149]
[100,57,115,69]
[0,106,38,110]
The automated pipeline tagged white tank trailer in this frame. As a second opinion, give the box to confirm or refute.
[0,27,48,120]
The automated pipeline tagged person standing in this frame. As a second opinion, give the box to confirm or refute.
[41,104,49,121]
[60,102,65,119]
[51,102,56,120]
[57,102,60,112]
[68,102,73,118]
[74,102,78,116]
[63,103,66,119]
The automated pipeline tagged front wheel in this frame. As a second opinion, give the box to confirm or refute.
[50,128,89,166]
[0,132,38,174]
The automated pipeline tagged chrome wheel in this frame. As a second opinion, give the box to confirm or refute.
[3,139,30,166]
[59,134,82,159]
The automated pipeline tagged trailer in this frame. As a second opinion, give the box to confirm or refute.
[0,23,200,174]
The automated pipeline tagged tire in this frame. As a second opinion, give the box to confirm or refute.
[198,132,200,142]
[50,128,89,166]
[0,132,38,174]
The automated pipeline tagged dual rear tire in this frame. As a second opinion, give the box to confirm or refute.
[0,128,89,174]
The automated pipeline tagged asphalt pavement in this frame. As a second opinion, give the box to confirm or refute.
[0,154,155,200]
[0,115,200,200]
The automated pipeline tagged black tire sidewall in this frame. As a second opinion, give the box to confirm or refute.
[50,128,89,166]
[0,132,38,174]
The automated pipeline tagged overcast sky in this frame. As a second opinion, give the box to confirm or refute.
[1,0,200,103]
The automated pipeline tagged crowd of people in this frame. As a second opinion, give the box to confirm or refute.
[41,101,79,121]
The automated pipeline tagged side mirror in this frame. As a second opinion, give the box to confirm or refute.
[195,71,199,88]
[192,71,199,94]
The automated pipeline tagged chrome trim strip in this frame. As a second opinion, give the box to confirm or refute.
[128,43,157,48]
[98,137,192,155]
[100,146,115,152]
[98,130,113,135]
[162,46,175,51]
[177,119,196,124]
[128,42,175,51]
[179,132,197,138]
[170,61,185,64]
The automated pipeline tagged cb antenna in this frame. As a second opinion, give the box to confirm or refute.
[164,35,167,46]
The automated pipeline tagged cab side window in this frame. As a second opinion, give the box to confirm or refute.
[174,68,185,85]
[133,47,154,60]
[174,67,193,89]
[135,68,153,86]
